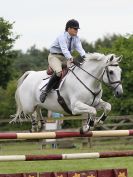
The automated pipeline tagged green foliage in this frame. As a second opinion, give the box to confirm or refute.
[0,80,17,118]
[12,45,49,76]
[95,34,120,51]
[82,40,95,53]
[0,17,19,88]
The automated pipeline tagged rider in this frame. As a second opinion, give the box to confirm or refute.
[40,19,86,103]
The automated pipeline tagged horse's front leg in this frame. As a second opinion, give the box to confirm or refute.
[71,101,97,133]
[81,113,96,133]
[95,99,111,126]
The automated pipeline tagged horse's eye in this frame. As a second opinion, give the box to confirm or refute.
[109,70,113,75]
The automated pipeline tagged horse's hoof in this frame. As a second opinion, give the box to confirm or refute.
[98,120,104,124]
[29,129,37,133]
[80,128,84,134]
[80,125,90,134]
[89,126,94,131]
[37,128,43,132]
[94,119,104,125]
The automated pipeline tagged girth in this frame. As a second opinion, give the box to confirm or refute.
[57,90,72,115]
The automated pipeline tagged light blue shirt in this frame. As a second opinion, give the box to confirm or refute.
[50,32,86,59]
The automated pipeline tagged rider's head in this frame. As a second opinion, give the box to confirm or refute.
[65,19,80,36]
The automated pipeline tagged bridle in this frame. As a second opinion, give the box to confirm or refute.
[104,64,122,90]
[69,61,122,105]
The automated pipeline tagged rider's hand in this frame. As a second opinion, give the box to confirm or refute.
[70,58,73,62]
[82,55,85,59]
[79,56,85,65]
[67,58,73,67]
[73,56,85,66]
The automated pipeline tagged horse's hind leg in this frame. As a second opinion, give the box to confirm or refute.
[36,107,46,132]
[30,113,38,132]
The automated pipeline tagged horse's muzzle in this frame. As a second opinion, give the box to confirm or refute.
[114,85,123,97]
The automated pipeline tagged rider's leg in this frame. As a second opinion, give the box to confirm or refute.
[40,54,63,103]
[40,72,61,103]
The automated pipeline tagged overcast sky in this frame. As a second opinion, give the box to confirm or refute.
[0,0,133,52]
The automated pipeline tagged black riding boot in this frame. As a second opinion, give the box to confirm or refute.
[40,73,61,103]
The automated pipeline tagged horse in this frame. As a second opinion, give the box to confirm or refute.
[10,53,123,133]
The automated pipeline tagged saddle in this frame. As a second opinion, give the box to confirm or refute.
[46,64,69,89]
[46,57,84,90]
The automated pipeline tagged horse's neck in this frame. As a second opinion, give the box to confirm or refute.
[83,60,106,81]
[80,60,105,91]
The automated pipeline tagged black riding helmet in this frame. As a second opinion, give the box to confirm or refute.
[65,19,80,31]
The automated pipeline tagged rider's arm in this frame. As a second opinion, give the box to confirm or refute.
[75,37,86,58]
[58,35,73,60]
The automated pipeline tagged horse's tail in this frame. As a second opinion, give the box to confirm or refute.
[17,71,33,87]
[10,71,32,123]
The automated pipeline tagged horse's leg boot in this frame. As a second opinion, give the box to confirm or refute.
[40,73,61,103]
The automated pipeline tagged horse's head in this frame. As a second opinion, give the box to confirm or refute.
[103,54,123,97]
[74,52,123,98]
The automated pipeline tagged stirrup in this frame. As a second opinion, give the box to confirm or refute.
[40,91,47,103]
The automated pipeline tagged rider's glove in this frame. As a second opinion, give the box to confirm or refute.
[79,55,85,65]
[67,58,73,68]
[82,55,86,59]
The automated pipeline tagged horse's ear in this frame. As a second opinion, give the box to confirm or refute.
[110,55,114,61]
[106,54,114,64]
[117,55,123,62]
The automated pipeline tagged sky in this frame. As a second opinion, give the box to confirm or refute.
[0,0,133,52]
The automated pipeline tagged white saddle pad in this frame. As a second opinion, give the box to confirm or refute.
[39,74,68,91]
[39,76,51,91]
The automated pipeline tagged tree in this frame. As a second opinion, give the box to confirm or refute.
[12,45,49,75]
[94,34,121,51]
[0,80,17,118]
[0,17,19,88]
[82,40,95,53]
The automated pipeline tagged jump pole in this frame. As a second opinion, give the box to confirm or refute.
[0,130,133,139]
[0,150,133,162]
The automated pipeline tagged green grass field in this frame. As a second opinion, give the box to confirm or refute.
[0,139,133,176]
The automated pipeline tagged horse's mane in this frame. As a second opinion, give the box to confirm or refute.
[85,52,106,61]
[85,53,119,65]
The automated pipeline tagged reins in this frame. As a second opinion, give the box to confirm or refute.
[69,63,102,105]
[68,61,121,105]
[69,66,101,105]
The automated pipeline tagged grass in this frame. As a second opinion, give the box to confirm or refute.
[0,140,133,176]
